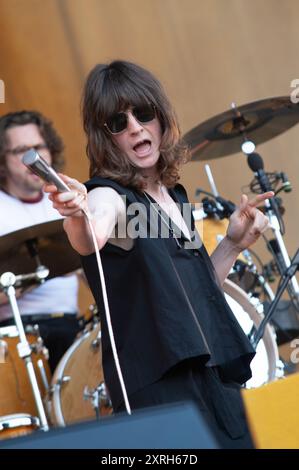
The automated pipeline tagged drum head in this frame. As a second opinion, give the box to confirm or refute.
[50,322,112,426]
[223,279,280,388]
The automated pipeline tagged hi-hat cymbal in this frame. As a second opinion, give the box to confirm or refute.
[183,96,299,161]
[0,219,81,280]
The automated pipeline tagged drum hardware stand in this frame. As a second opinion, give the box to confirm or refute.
[204,164,225,214]
[37,359,50,393]
[245,150,299,311]
[250,248,299,350]
[25,238,44,269]
[83,382,111,420]
[23,323,50,393]
[0,270,49,432]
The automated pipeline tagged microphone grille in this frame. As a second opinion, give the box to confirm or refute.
[247,153,264,172]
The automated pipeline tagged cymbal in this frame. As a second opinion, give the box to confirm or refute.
[183,96,299,161]
[0,219,81,280]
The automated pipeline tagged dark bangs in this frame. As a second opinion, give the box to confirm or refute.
[97,63,161,125]
[82,60,189,190]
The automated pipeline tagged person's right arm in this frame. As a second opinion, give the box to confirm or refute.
[44,174,126,255]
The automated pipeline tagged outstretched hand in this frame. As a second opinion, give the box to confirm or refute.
[44,173,88,218]
[226,191,274,252]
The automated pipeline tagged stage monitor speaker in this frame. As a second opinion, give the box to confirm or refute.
[242,372,299,448]
[0,401,220,449]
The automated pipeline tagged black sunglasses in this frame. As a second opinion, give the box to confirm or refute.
[104,104,156,135]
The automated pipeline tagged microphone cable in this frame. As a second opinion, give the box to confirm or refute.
[81,205,132,415]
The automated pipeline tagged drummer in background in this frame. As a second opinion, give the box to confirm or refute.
[0,110,81,372]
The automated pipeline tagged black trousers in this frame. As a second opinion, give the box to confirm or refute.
[0,315,81,372]
[116,359,254,449]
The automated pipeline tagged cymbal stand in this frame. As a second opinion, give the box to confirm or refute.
[204,164,224,214]
[0,271,49,431]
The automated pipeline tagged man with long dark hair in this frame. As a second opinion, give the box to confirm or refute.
[45,61,272,447]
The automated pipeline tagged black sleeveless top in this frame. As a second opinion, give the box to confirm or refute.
[81,177,255,409]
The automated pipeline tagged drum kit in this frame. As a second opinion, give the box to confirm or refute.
[0,220,112,440]
[0,95,299,442]
[186,95,299,386]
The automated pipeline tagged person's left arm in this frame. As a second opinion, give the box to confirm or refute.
[210,192,273,285]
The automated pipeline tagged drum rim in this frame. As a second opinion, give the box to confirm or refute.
[223,279,280,386]
[0,325,19,338]
[0,413,40,430]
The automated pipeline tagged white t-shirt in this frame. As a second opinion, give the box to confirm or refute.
[0,190,79,321]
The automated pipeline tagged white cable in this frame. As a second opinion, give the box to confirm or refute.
[82,207,131,415]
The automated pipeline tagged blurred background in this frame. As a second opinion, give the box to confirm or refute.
[1,0,298,312]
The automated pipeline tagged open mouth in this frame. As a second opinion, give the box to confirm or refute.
[133,139,152,156]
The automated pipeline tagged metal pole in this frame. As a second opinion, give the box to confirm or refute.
[0,272,49,431]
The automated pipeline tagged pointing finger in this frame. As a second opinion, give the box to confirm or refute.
[247,191,274,208]
[239,194,248,212]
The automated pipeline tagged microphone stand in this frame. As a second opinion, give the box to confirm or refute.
[0,270,49,431]
[246,153,299,309]
[251,248,299,350]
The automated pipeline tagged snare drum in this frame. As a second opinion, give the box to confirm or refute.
[223,279,283,388]
[0,325,51,438]
[50,321,112,427]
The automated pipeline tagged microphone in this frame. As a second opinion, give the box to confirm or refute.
[247,153,272,192]
[195,189,236,218]
[22,149,70,192]
[247,152,283,231]
[202,197,219,216]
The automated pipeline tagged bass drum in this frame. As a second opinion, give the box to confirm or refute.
[50,321,112,427]
[223,279,282,388]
